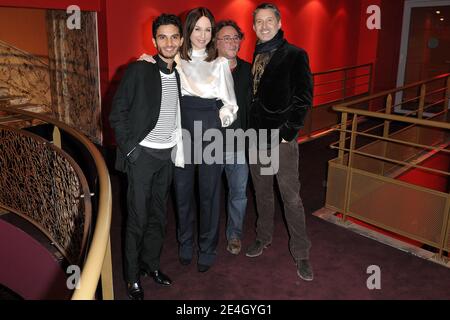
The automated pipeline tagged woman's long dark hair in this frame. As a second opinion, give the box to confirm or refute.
[180,7,217,62]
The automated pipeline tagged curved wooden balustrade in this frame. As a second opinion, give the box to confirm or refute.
[0,125,92,264]
[0,107,113,299]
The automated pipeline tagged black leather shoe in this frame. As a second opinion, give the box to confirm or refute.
[297,259,314,281]
[180,257,191,266]
[127,282,144,300]
[197,264,210,273]
[143,270,172,286]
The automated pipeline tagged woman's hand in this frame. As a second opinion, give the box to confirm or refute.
[219,108,235,127]
[138,53,156,64]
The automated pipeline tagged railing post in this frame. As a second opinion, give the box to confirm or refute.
[307,102,313,140]
[381,94,393,175]
[436,194,450,262]
[418,83,426,119]
[445,76,450,115]
[368,63,374,95]
[342,69,347,100]
[338,112,348,165]
[342,114,358,223]
[383,94,393,137]
[367,64,374,111]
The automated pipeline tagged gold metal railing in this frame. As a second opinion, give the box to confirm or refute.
[326,73,450,261]
[0,107,113,299]
[300,63,373,141]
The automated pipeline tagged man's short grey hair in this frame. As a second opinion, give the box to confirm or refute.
[253,3,281,24]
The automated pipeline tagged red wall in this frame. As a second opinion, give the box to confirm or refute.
[357,0,381,67]
[0,0,406,144]
[0,0,389,85]
[373,0,405,93]
[101,0,367,144]
[105,0,363,80]
[0,0,101,11]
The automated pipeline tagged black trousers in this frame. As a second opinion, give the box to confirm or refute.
[174,96,222,267]
[124,148,173,283]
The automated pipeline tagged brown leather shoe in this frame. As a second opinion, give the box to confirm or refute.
[227,238,242,255]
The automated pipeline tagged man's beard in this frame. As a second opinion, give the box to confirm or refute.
[158,47,177,60]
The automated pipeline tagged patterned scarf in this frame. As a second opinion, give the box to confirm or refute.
[251,29,286,95]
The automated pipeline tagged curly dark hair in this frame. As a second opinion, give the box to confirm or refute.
[152,13,183,39]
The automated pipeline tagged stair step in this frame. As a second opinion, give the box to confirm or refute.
[0,95,30,105]
[11,98,31,105]
[0,114,33,124]
[7,104,48,113]
[0,86,9,96]
[0,112,51,128]
[0,95,23,101]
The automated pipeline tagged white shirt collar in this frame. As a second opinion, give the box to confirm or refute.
[191,48,207,58]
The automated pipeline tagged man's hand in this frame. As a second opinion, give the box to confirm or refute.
[281,139,288,143]
[138,53,156,64]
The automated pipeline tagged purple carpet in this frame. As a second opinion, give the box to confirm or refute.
[110,173,450,300]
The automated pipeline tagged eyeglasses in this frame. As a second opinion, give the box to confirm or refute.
[217,36,241,43]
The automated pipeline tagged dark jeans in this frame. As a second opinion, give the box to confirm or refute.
[124,148,173,283]
[223,151,249,241]
[249,140,311,260]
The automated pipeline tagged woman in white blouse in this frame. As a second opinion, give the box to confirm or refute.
[141,7,238,273]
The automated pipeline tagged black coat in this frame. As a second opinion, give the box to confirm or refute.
[230,57,252,131]
[249,41,313,143]
[109,60,181,172]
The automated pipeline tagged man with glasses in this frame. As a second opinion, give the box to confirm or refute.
[216,20,252,255]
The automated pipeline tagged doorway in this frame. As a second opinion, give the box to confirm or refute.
[395,0,450,114]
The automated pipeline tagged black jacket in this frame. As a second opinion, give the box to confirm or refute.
[230,57,252,131]
[249,41,313,143]
[109,58,181,172]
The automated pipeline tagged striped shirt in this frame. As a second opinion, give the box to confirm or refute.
[140,71,178,149]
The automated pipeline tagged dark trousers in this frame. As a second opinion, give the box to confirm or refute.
[174,96,222,266]
[174,163,222,266]
[124,148,173,283]
[249,140,311,261]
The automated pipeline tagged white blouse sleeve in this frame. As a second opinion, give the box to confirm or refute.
[216,57,238,120]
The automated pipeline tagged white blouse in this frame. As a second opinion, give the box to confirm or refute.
[175,49,238,125]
